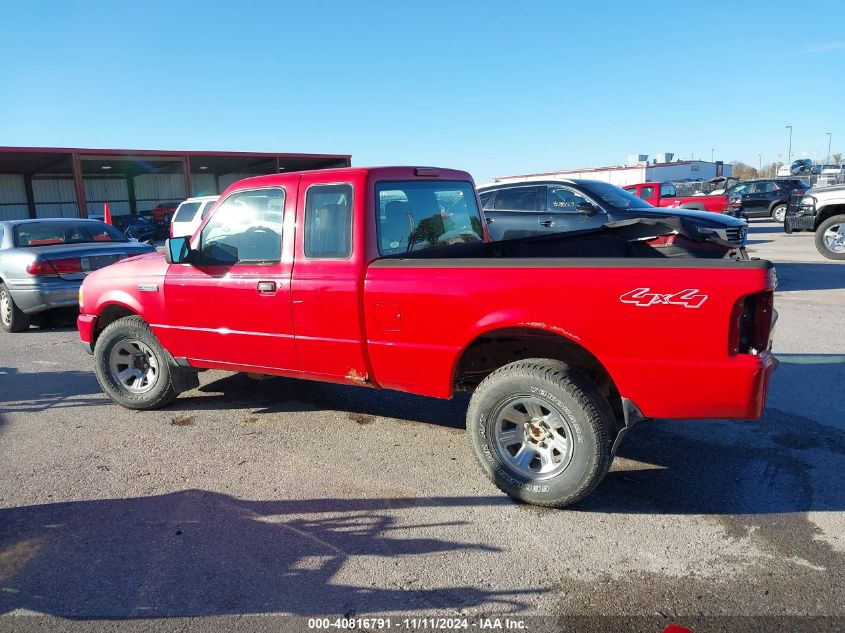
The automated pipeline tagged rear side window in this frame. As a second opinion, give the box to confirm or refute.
[201,200,217,219]
[376,180,483,255]
[659,184,676,197]
[173,202,201,222]
[304,184,353,259]
[493,186,545,211]
[479,191,495,209]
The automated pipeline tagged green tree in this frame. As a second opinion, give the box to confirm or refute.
[832,153,842,165]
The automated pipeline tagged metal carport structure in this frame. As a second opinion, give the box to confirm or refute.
[0,147,351,220]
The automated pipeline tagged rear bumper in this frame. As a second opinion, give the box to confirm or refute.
[77,313,97,354]
[6,277,81,314]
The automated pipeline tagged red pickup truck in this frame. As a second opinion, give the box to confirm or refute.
[77,166,777,508]
[625,182,730,213]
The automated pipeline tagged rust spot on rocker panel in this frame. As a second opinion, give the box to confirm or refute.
[345,368,370,384]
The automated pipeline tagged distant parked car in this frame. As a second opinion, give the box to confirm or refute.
[0,219,156,332]
[477,179,748,256]
[784,183,845,260]
[90,214,157,243]
[170,195,220,238]
[790,159,813,175]
[149,202,181,238]
[724,179,809,222]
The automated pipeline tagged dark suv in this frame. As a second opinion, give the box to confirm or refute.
[724,179,809,222]
[477,179,748,249]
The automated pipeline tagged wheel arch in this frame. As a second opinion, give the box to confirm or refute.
[815,204,845,228]
[452,326,623,418]
[94,302,141,339]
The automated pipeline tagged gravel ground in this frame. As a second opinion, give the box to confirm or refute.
[0,221,843,632]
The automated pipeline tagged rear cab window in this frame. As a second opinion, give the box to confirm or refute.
[375,180,483,255]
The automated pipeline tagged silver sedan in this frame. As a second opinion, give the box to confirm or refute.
[0,218,156,332]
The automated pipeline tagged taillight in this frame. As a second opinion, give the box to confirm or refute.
[26,257,83,275]
[26,260,56,275]
[729,291,775,355]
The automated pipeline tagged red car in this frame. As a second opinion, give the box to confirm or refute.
[77,166,777,508]
[625,182,730,213]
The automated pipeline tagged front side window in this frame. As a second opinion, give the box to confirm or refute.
[548,186,590,213]
[199,188,284,265]
[638,186,654,200]
[304,184,353,259]
[493,186,545,211]
[376,180,483,255]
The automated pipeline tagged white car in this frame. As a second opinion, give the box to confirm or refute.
[170,195,220,238]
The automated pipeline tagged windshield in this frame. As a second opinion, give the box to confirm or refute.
[14,221,128,246]
[375,180,483,255]
[578,182,654,210]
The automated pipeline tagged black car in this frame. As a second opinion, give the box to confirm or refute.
[723,178,809,223]
[89,214,157,242]
[477,180,748,252]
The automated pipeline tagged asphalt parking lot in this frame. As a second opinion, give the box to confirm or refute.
[1,221,843,631]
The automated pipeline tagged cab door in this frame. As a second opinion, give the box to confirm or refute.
[290,172,370,382]
[162,185,300,372]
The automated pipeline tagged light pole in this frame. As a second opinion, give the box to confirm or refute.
[711,148,714,162]
[826,132,832,165]
[786,125,793,163]
[759,154,762,175]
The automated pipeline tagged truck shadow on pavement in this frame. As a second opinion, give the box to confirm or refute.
[0,490,535,619]
[186,373,471,429]
[584,352,845,517]
[0,366,104,413]
[772,262,845,291]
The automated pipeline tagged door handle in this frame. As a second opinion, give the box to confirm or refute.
[540,220,554,227]
[257,281,276,293]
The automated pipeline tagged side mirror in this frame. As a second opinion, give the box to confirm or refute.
[576,202,597,215]
[165,236,192,264]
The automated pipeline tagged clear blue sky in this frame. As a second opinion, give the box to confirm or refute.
[1,1,842,183]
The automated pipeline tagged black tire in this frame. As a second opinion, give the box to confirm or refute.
[0,282,31,333]
[771,204,787,223]
[466,359,613,508]
[815,214,845,261]
[93,315,180,409]
[783,218,793,234]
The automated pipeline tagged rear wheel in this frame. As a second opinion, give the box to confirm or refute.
[815,214,845,260]
[93,315,180,409]
[771,204,787,223]
[466,359,613,508]
[0,283,31,333]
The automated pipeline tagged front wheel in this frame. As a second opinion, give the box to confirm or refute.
[0,283,31,333]
[93,315,180,409]
[815,214,845,260]
[467,359,613,508]
[771,204,787,223]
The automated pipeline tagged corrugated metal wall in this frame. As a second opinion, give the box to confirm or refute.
[32,178,79,218]
[191,173,218,196]
[134,174,186,211]
[218,173,252,191]
[0,174,29,220]
[84,178,130,216]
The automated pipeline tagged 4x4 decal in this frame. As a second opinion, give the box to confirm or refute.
[620,287,708,309]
